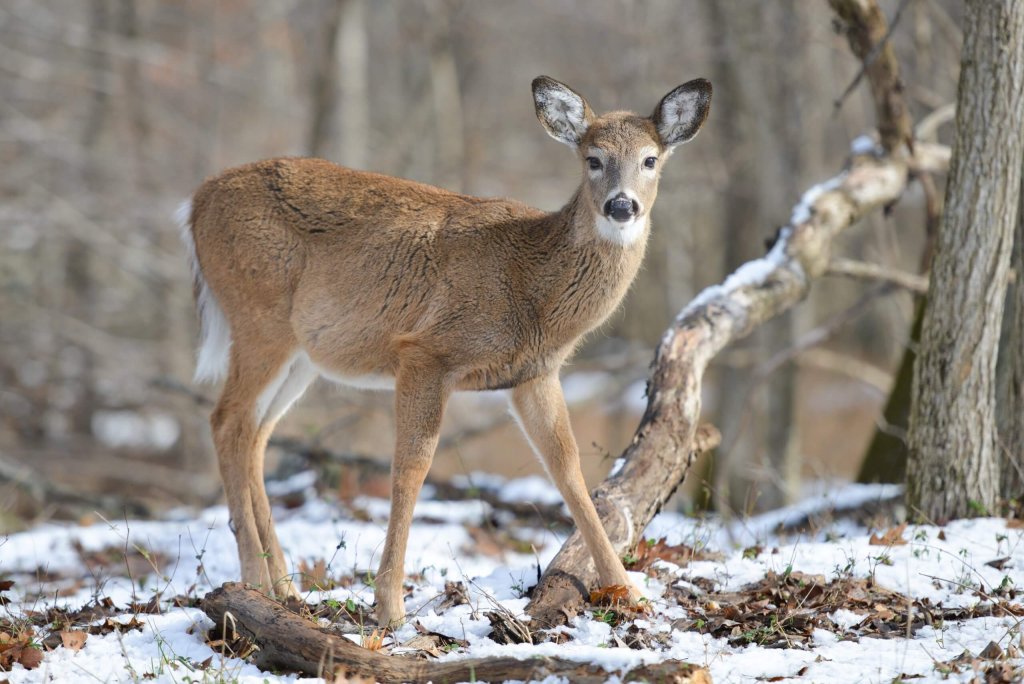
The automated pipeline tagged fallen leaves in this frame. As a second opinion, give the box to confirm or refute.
[0,628,42,671]
[869,523,908,546]
[59,630,87,652]
[586,584,652,628]
[398,621,469,658]
[360,628,387,652]
[625,538,724,573]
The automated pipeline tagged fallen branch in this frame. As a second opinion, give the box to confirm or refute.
[525,152,914,629]
[201,583,711,683]
[829,0,914,153]
[525,0,943,629]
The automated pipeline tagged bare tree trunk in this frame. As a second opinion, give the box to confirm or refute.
[427,3,464,191]
[306,0,344,158]
[336,0,369,169]
[998,168,1024,501]
[80,0,110,149]
[707,0,799,513]
[907,0,1024,521]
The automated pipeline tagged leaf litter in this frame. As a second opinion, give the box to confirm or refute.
[2,481,1024,682]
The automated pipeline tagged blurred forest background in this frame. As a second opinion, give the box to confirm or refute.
[0,0,964,529]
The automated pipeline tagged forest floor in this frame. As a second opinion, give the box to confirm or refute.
[2,475,1023,683]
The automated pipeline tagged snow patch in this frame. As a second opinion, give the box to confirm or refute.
[790,174,846,225]
[91,409,180,450]
[850,134,879,155]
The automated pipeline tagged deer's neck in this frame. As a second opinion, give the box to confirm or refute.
[525,187,649,341]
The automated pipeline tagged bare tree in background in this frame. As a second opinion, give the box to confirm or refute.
[907,0,1024,520]
[998,169,1024,502]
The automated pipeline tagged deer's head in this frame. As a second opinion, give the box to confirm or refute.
[532,76,711,246]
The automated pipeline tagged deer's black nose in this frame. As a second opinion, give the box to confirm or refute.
[604,193,639,222]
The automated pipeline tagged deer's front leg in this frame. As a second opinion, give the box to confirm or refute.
[511,372,641,599]
[375,361,448,628]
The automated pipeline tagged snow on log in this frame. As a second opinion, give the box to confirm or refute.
[525,152,913,629]
[201,583,712,683]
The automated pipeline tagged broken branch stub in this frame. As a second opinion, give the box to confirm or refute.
[525,153,911,630]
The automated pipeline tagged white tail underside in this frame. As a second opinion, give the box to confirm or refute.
[176,200,232,383]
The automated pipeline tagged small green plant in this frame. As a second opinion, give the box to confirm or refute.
[996,533,1009,555]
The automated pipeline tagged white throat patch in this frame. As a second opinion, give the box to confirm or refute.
[595,214,648,247]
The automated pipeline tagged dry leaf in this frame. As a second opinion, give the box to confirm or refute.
[16,645,42,670]
[361,628,386,652]
[59,631,87,652]
[979,641,1003,659]
[298,559,335,591]
[869,523,908,546]
[590,584,631,605]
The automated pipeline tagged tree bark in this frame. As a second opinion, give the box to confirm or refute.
[201,584,711,683]
[526,152,915,628]
[998,168,1024,501]
[907,0,1024,521]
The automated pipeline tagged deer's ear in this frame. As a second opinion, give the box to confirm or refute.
[652,78,712,148]
[532,76,595,148]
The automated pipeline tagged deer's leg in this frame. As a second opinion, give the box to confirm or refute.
[211,344,312,598]
[375,356,448,628]
[249,352,318,597]
[511,372,640,598]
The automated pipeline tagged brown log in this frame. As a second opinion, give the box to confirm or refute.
[525,153,914,630]
[201,583,711,683]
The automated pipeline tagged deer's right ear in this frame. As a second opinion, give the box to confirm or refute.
[532,76,595,148]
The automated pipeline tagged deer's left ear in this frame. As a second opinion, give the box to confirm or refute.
[652,78,712,149]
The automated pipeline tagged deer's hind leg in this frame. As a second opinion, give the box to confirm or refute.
[211,338,316,598]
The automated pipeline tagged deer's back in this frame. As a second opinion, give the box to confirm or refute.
[190,158,568,383]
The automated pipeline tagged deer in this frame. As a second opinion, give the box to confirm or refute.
[178,75,711,627]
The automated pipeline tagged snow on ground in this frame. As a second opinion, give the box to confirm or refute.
[2,477,1022,683]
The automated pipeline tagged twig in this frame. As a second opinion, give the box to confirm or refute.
[756,284,897,380]
[797,348,892,393]
[826,257,929,294]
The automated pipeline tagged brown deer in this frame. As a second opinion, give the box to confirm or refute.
[178,75,711,627]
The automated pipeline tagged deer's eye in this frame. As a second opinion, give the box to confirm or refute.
[586,157,602,171]
[643,156,658,169]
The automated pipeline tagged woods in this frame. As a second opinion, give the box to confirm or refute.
[3,1,1024,682]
